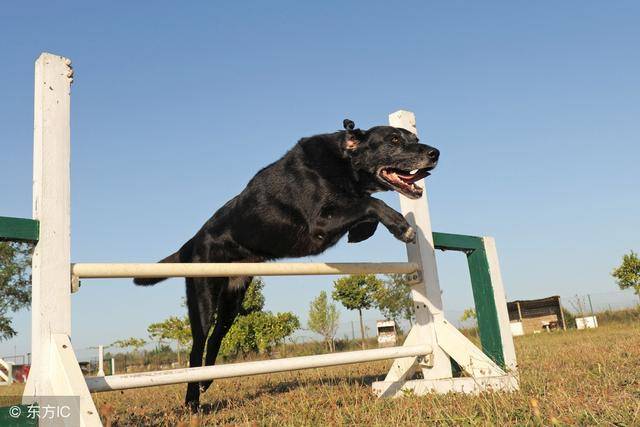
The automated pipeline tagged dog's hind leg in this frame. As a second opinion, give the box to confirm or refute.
[199,276,251,393]
[184,277,220,411]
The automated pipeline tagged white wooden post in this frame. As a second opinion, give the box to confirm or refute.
[377,111,452,396]
[111,358,116,375]
[97,345,105,376]
[23,52,101,427]
[25,52,72,392]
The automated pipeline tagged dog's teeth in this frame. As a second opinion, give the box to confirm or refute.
[410,169,418,174]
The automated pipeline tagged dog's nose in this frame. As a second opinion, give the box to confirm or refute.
[427,148,440,161]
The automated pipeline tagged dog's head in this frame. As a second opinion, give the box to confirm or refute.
[341,119,440,199]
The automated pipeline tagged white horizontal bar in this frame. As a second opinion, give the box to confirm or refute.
[71,262,419,279]
[86,344,431,393]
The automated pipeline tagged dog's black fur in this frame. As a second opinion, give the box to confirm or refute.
[134,120,439,410]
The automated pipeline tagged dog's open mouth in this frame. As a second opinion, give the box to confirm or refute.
[378,167,431,199]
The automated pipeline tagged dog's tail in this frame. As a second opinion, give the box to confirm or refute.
[133,251,180,286]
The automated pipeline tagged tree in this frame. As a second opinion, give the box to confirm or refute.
[255,311,300,354]
[459,308,477,323]
[308,291,340,352]
[112,337,147,354]
[460,308,477,322]
[240,277,266,315]
[612,251,640,302]
[375,274,414,326]
[219,277,300,358]
[147,316,191,365]
[333,274,382,349]
[111,337,148,370]
[0,242,33,341]
[458,308,478,337]
[220,311,300,358]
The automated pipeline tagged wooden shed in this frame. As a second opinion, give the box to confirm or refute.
[507,296,566,335]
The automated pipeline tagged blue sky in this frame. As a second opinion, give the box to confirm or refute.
[1,1,638,359]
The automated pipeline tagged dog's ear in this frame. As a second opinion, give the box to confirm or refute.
[343,118,363,152]
[343,119,355,130]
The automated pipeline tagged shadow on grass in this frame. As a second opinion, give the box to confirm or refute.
[196,399,234,415]
[195,372,386,414]
[256,372,385,395]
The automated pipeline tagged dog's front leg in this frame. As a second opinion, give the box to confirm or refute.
[365,198,416,243]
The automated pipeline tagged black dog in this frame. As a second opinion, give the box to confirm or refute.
[134,119,439,410]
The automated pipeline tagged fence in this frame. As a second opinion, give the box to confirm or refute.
[563,289,639,316]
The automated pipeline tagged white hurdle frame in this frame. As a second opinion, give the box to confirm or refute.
[23,53,517,427]
[371,112,519,397]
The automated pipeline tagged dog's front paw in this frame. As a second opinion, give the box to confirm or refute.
[398,227,416,244]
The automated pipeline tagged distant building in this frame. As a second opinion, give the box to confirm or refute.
[575,315,598,330]
[507,296,566,335]
[376,320,398,347]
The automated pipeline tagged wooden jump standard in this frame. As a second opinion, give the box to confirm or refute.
[0,53,518,427]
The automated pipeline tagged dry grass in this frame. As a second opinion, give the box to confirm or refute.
[3,322,639,426]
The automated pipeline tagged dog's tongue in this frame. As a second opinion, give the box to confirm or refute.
[395,169,430,183]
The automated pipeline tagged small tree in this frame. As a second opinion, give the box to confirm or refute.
[220,311,300,358]
[112,337,147,370]
[460,308,477,323]
[375,274,414,326]
[612,251,640,303]
[147,316,191,365]
[241,277,266,315]
[459,308,478,337]
[254,311,300,354]
[219,278,300,359]
[308,291,340,352]
[0,242,33,341]
[112,337,147,354]
[333,274,382,349]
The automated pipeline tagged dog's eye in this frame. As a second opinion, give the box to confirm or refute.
[391,136,400,144]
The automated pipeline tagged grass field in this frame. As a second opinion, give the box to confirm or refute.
[2,322,639,426]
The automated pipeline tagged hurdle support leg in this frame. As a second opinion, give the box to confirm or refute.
[97,345,105,377]
[373,111,518,397]
[373,111,452,399]
[22,52,101,427]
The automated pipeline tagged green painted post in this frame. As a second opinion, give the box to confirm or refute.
[433,232,483,251]
[466,245,505,367]
[0,217,39,243]
[432,231,507,368]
